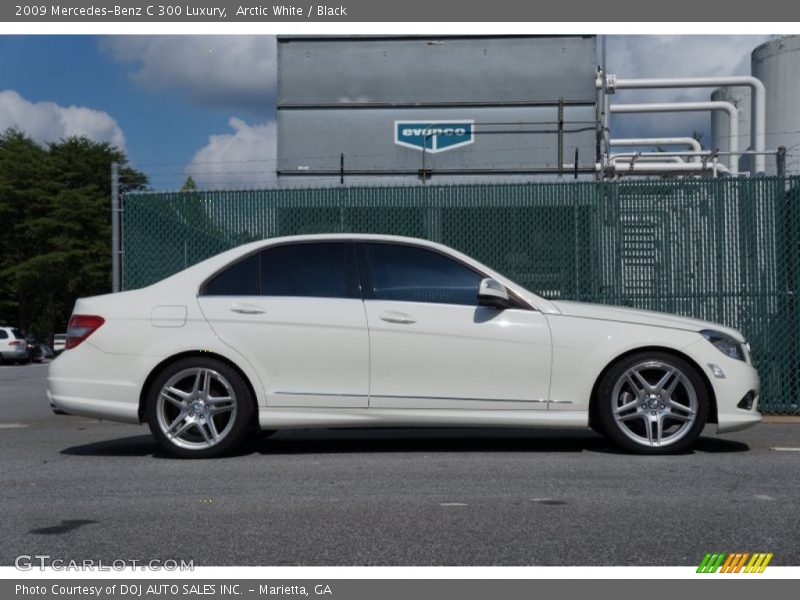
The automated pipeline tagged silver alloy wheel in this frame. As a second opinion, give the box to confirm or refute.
[611,360,698,448]
[156,368,238,451]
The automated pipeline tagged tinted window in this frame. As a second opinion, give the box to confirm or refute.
[11,328,24,339]
[260,242,356,299]
[203,254,259,296]
[0,330,7,339]
[363,243,482,306]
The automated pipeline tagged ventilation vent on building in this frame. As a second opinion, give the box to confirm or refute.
[620,216,660,297]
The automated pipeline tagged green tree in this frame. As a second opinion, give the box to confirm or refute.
[0,129,52,335]
[181,176,197,192]
[0,129,148,343]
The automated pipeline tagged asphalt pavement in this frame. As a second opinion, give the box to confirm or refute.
[1,362,798,566]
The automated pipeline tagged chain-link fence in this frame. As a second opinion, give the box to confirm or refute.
[123,177,800,414]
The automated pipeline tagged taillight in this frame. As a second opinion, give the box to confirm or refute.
[9,340,22,346]
[66,315,105,349]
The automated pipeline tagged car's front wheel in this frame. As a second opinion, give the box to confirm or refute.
[595,352,709,454]
[146,358,255,458]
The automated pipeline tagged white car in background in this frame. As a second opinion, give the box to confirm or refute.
[0,326,30,364]
[53,333,67,354]
[48,234,761,458]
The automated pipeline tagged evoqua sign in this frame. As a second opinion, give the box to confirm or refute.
[394,120,475,153]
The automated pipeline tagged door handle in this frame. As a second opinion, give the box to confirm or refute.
[379,311,416,324]
[229,303,266,315]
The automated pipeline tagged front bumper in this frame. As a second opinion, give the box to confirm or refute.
[716,407,761,433]
[713,374,761,434]
[686,340,762,433]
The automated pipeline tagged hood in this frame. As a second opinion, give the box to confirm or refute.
[551,300,745,342]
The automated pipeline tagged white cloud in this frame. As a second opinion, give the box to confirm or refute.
[607,35,768,81]
[605,35,773,145]
[100,36,277,115]
[0,89,125,149]
[186,117,277,189]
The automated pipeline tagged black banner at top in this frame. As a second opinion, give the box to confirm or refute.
[4,0,800,22]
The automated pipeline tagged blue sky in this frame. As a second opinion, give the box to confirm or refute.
[0,36,234,182]
[0,35,278,189]
[0,35,771,189]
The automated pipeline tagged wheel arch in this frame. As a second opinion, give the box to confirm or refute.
[137,350,260,428]
[588,345,718,431]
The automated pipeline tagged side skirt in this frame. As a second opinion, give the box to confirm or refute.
[258,408,589,430]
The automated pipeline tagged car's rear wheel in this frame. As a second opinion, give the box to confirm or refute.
[146,358,254,458]
[595,352,709,454]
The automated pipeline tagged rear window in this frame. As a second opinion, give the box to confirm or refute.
[11,328,24,339]
[202,254,260,296]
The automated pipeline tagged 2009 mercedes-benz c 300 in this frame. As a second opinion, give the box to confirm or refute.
[49,234,760,457]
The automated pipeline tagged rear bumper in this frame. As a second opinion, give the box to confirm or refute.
[47,390,139,422]
[1,348,29,360]
[47,390,71,415]
[47,344,141,424]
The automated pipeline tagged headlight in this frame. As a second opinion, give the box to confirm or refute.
[700,329,745,362]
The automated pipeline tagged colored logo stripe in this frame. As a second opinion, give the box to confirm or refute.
[745,553,773,573]
[697,552,773,573]
[720,553,749,573]
[697,553,726,573]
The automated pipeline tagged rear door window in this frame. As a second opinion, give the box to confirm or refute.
[259,242,358,299]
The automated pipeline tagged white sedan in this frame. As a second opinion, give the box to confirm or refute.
[48,234,760,457]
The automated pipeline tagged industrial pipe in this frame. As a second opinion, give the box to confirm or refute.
[599,75,766,174]
[610,154,687,164]
[610,137,702,162]
[609,102,739,174]
[601,161,731,176]
[564,162,732,176]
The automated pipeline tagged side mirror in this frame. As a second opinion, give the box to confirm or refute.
[478,278,511,309]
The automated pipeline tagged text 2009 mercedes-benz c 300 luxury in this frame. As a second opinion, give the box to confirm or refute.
[49,234,760,457]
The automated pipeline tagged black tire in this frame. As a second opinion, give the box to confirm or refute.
[595,351,709,455]
[146,357,255,458]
